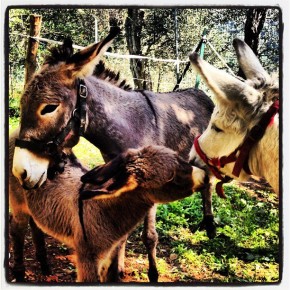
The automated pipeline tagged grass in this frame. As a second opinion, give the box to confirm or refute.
[8,117,280,283]
[155,184,279,283]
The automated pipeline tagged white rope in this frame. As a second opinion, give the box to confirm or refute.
[207,40,245,82]
[207,40,236,77]
[11,33,188,65]
[11,32,243,84]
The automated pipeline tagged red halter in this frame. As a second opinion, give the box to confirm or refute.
[194,100,279,198]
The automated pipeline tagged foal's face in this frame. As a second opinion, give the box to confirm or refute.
[189,39,279,178]
[12,30,119,189]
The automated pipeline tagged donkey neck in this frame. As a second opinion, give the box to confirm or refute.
[82,77,157,158]
[248,115,279,193]
[85,192,154,240]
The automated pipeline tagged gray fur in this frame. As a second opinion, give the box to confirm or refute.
[9,129,202,282]
[13,36,215,282]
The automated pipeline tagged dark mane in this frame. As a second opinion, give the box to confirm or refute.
[44,38,132,91]
[44,38,74,65]
[93,61,132,91]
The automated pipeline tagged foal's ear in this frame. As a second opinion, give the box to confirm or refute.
[233,38,271,87]
[80,153,138,200]
[189,52,260,105]
[66,26,120,78]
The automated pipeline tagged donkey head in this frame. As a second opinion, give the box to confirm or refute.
[12,28,120,189]
[189,39,279,180]
[80,145,206,203]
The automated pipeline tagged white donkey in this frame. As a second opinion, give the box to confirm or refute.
[189,38,279,195]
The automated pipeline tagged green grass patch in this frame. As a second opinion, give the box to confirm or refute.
[72,137,104,168]
[155,183,279,283]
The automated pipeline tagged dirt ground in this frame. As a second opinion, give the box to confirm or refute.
[7,226,187,283]
[7,179,277,284]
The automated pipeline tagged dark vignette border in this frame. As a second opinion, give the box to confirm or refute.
[4,4,283,287]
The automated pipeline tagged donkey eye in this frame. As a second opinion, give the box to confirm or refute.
[40,104,59,115]
[211,124,223,133]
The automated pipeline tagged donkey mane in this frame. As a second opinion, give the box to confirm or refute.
[44,38,131,91]
[44,38,74,65]
[93,61,132,91]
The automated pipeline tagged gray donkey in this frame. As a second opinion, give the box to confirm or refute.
[9,128,206,282]
[11,27,215,281]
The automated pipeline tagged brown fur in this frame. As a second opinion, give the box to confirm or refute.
[9,128,203,282]
[12,31,215,282]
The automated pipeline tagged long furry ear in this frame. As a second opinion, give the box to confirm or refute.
[81,154,125,185]
[189,52,260,105]
[233,38,271,87]
[80,153,138,200]
[66,26,120,78]
[44,37,74,65]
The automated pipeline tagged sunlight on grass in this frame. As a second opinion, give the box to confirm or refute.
[156,182,279,283]
[72,137,104,168]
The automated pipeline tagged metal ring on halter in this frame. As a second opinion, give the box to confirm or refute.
[72,108,78,117]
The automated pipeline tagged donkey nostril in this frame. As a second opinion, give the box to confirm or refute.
[21,170,27,180]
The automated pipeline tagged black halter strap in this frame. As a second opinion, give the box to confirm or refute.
[76,78,88,136]
[15,78,88,175]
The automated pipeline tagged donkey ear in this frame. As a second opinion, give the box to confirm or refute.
[81,154,125,185]
[67,26,120,78]
[80,153,138,200]
[233,38,271,87]
[189,52,260,105]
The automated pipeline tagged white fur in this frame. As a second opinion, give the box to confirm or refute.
[12,147,49,189]
[189,43,279,195]
[191,166,206,189]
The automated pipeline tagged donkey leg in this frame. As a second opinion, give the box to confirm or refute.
[142,204,159,282]
[9,212,29,281]
[107,245,122,282]
[29,217,51,275]
[199,182,216,239]
[117,235,127,280]
[75,251,99,282]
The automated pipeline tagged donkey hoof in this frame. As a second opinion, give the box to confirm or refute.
[40,263,51,276]
[199,215,217,239]
[118,270,125,280]
[12,266,25,282]
[148,267,159,283]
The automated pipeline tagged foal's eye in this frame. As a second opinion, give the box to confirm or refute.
[40,104,59,115]
[211,124,223,133]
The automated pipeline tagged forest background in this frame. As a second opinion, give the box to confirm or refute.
[7,7,281,283]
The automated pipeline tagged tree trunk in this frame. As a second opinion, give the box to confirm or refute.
[125,9,151,90]
[238,8,267,77]
[244,8,267,55]
[25,15,42,86]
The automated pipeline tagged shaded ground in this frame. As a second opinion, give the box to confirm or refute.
[7,179,279,284]
[7,227,201,283]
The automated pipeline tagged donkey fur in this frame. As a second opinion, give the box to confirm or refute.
[189,38,279,194]
[9,128,205,282]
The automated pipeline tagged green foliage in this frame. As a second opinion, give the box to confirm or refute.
[8,8,280,103]
[8,8,280,283]
[9,116,19,132]
[155,183,279,282]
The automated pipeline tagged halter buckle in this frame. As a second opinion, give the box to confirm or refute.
[46,141,58,156]
[79,84,88,98]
